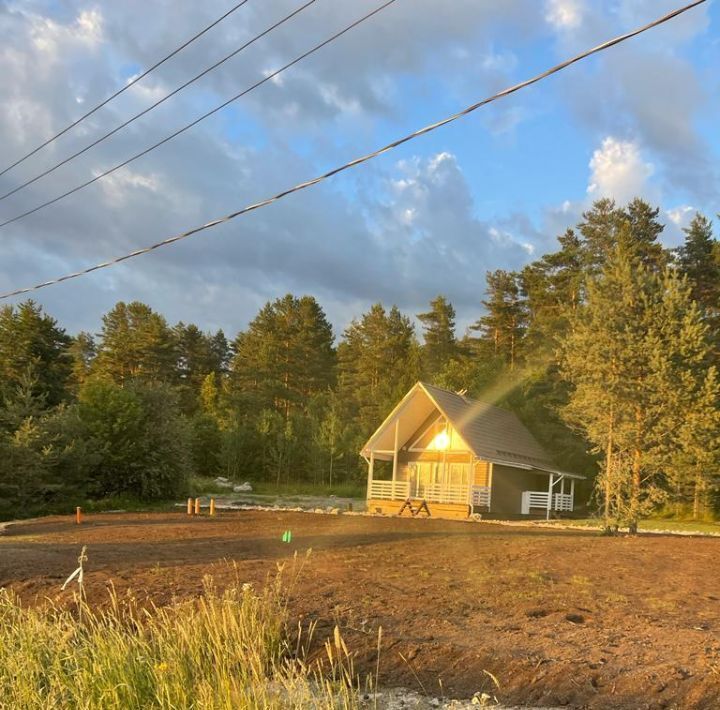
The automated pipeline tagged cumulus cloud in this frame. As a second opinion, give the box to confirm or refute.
[0,0,715,338]
[587,137,654,204]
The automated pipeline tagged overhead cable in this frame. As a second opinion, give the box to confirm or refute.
[0,0,705,300]
[0,0,251,178]
[0,0,399,229]
[0,0,319,203]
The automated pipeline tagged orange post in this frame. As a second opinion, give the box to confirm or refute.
[209,498,216,516]
[76,506,82,524]
[194,497,200,515]
[187,498,193,515]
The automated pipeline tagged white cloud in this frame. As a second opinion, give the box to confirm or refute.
[30,9,103,56]
[587,137,654,204]
[97,168,160,207]
[666,205,694,227]
[545,0,584,30]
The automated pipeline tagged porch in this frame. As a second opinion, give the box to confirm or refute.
[368,479,491,507]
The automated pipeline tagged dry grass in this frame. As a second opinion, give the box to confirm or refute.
[0,557,366,709]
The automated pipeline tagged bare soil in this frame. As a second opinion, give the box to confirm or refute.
[1,510,719,709]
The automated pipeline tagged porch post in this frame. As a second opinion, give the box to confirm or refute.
[546,473,554,520]
[570,478,575,512]
[488,462,494,511]
[392,419,399,495]
[367,452,374,500]
[442,437,448,502]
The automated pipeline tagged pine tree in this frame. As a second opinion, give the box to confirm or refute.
[94,302,177,384]
[562,247,718,531]
[337,303,420,437]
[644,270,720,518]
[577,198,624,274]
[417,295,458,381]
[472,270,527,369]
[230,295,335,417]
[622,198,667,271]
[173,323,227,413]
[521,228,584,354]
[577,198,668,275]
[68,332,96,392]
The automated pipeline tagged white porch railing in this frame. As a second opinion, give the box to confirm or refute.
[521,491,550,514]
[369,480,410,500]
[419,483,468,505]
[521,490,574,514]
[553,492,573,512]
[470,485,491,508]
[369,479,473,505]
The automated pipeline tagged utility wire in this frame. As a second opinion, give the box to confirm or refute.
[0,0,399,230]
[0,0,705,301]
[0,0,319,204]
[0,1,251,179]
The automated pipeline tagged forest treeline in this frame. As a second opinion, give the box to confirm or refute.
[1,198,719,527]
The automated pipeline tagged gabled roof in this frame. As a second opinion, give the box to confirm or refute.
[361,382,583,479]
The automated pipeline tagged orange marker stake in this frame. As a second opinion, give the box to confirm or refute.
[209,499,216,516]
[76,506,82,525]
[187,498,193,515]
[194,498,200,515]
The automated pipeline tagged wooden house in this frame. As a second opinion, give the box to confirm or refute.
[362,382,584,520]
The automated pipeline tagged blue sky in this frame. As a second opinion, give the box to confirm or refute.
[0,0,718,338]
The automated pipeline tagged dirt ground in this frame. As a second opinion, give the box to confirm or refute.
[2,510,719,709]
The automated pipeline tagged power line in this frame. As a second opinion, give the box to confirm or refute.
[0,1,251,179]
[0,0,400,230]
[0,0,319,204]
[0,0,705,301]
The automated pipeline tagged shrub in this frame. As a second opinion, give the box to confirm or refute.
[78,379,191,500]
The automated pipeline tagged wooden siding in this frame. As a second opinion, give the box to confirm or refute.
[474,460,490,487]
[399,451,473,464]
[367,498,471,520]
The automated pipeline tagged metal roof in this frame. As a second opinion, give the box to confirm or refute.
[361,382,584,480]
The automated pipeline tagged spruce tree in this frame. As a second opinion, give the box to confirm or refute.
[0,301,72,406]
[676,213,720,356]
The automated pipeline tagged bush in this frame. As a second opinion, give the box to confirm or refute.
[78,379,191,500]
[188,412,222,477]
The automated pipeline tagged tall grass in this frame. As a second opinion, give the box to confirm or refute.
[0,570,363,709]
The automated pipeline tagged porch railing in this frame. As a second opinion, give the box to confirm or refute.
[369,479,472,505]
[470,485,491,508]
[553,493,573,512]
[419,483,468,505]
[521,490,574,514]
[368,480,410,500]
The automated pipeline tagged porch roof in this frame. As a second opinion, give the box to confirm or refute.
[361,382,584,480]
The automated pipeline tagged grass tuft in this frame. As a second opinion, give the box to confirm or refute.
[0,569,362,709]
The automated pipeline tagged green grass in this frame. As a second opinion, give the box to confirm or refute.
[242,480,364,500]
[0,566,363,709]
[188,476,364,500]
[540,517,720,535]
[187,475,229,496]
